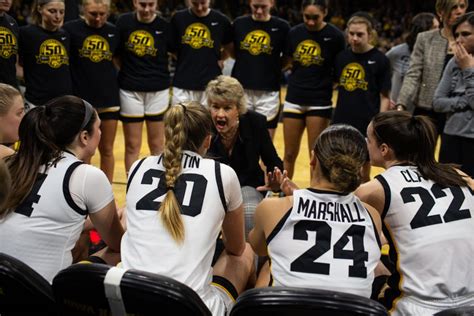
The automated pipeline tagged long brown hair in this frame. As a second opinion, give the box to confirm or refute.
[159,102,213,243]
[371,111,467,187]
[1,96,97,218]
[315,124,368,193]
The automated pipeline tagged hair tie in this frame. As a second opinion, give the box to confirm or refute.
[80,100,94,130]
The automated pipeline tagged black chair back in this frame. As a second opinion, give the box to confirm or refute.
[53,263,211,316]
[0,252,56,315]
[230,286,388,316]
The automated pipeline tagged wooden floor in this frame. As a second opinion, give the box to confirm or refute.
[90,121,386,206]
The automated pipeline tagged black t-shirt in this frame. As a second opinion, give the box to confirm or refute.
[231,15,290,91]
[285,23,345,106]
[0,13,19,89]
[63,19,120,108]
[332,47,391,135]
[19,24,72,105]
[116,12,171,92]
[171,8,232,90]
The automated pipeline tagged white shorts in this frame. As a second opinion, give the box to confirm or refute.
[120,89,170,122]
[391,293,474,316]
[245,89,280,122]
[172,87,207,106]
[205,283,235,316]
[283,100,332,119]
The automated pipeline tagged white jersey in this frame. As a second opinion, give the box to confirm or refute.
[0,152,113,283]
[121,151,242,312]
[267,188,381,298]
[376,165,474,304]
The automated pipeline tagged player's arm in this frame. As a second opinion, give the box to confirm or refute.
[89,200,124,252]
[354,179,385,216]
[380,90,391,112]
[248,199,270,257]
[222,203,246,256]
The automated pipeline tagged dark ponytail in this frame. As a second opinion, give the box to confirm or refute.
[372,111,467,187]
[1,96,97,218]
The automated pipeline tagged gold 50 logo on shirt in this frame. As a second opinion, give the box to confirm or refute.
[127,30,157,57]
[0,27,18,58]
[79,35,112,62]
[240,30,272,55]
[36,39,68,68]
[340,63,368,91]
[293,40,324,66]
[182,23,213,49]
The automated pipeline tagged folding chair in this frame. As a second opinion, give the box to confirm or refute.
[52,263,211,315]
[0,252,56,315]
[230,286,388,316]
[434,306,474,316]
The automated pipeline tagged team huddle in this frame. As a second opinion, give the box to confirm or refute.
[0,0,473,315]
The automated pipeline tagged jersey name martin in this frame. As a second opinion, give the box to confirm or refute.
[296,197,366,223]
[157,152,201,169]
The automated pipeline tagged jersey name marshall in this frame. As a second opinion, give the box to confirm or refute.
[36,39,69,68]
[0,26,17,58]
[182,23,214,49]
[126,30,157,57]
[240,30,272,55]
[79,35,113,62]
[297,197,366,223]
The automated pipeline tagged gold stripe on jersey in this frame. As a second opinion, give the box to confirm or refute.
[211,282,236,302]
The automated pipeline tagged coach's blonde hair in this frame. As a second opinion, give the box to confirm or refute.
[159,102,213,243]
[206,75,247,115]
[0,83,21,116]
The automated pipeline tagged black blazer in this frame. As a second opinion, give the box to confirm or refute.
[208,110,283,189]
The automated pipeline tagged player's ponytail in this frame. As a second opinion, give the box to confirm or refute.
[371,111,468,187]
[159,102,213,243]
[315,125,368,193]
[2,96,96,218]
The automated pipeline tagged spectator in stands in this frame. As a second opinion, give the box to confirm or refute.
[356,111,474,315]
[386,13,438,107]
[433,11,474,177]
[121,102,255,316]
[397,0,467,136]
[0,95,124,283]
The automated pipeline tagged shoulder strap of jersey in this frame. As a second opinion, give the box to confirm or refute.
[126,157,147,193]
[214,160,227,212]
[375,174,391,219]
[63,161,87,216]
